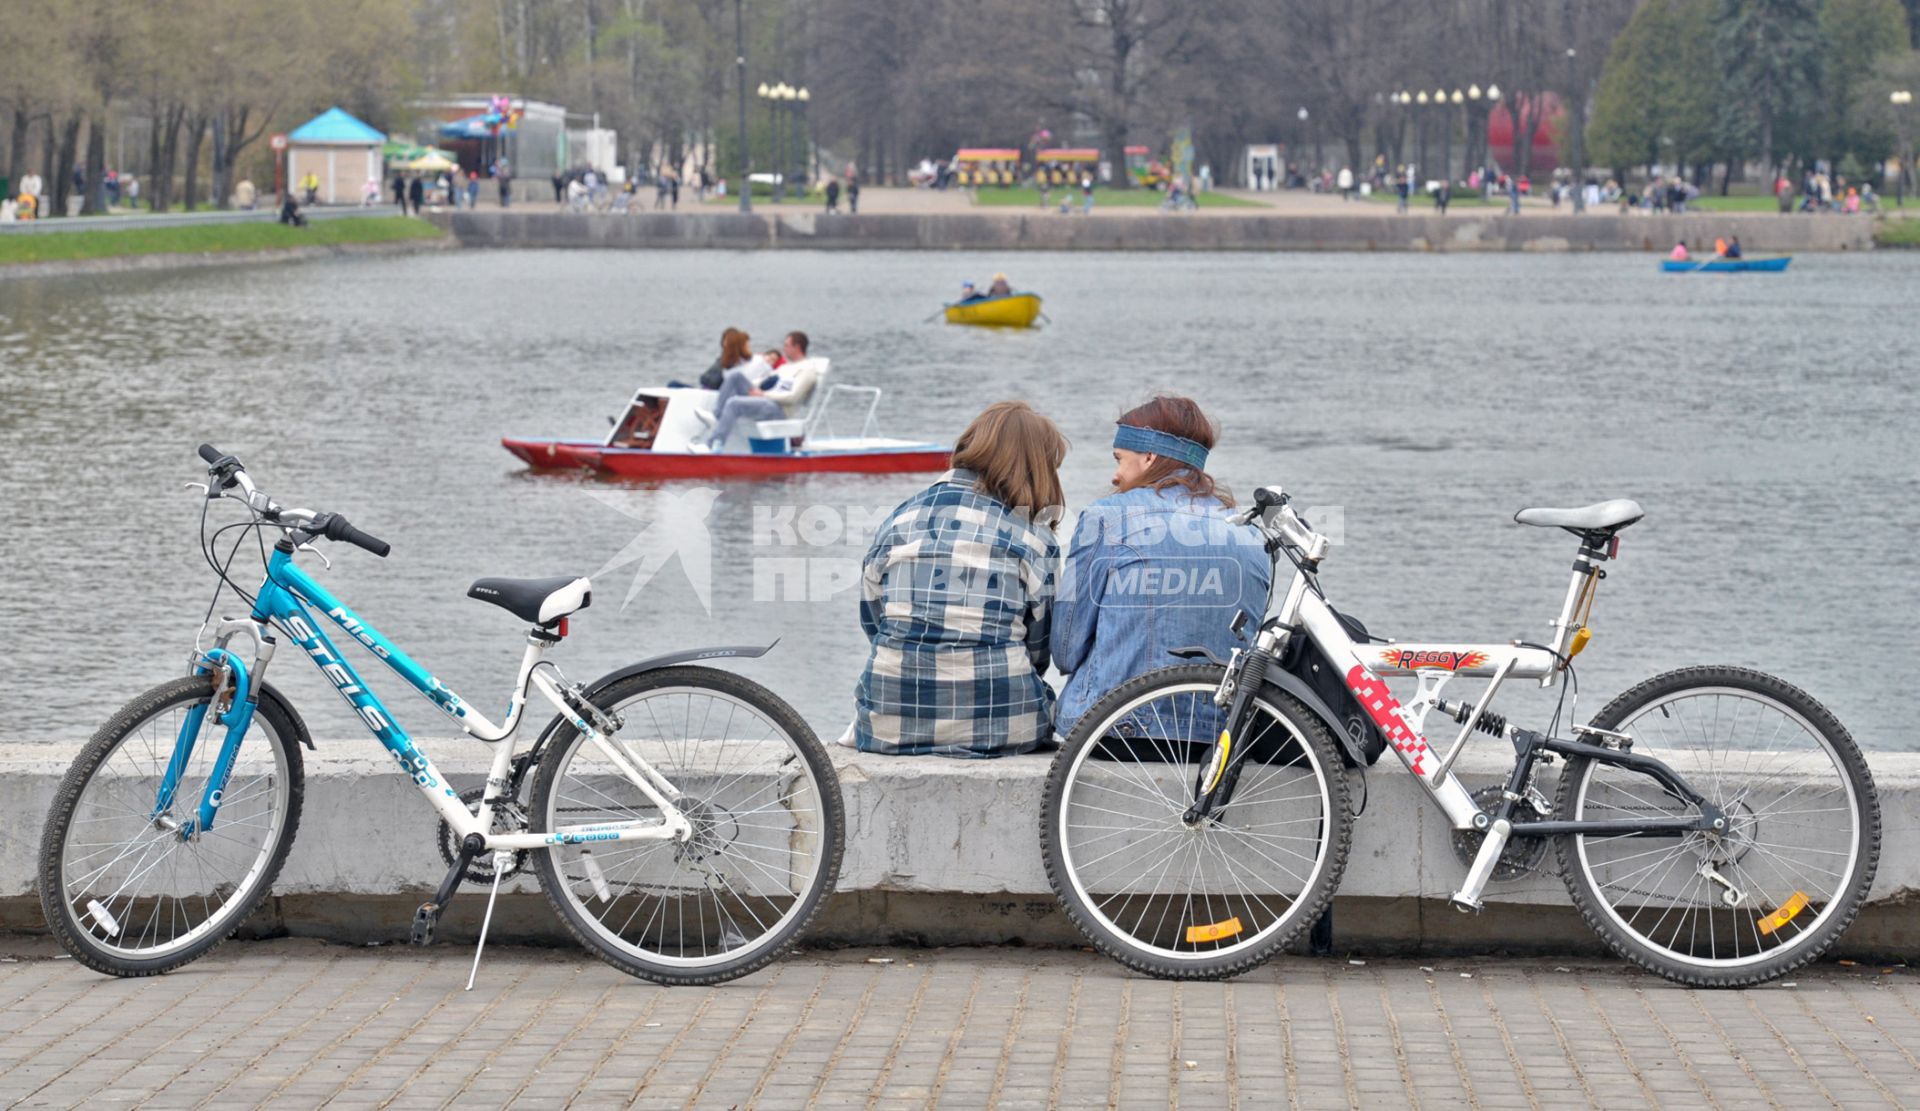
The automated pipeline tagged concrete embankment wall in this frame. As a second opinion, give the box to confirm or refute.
[432,210,1875,252]
[3,742,1913,957]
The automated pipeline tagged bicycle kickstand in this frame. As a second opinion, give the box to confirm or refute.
[466,850,514,992]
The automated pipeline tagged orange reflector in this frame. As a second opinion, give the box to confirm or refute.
[1185,917,1243,944]
[1758,891,1809,936]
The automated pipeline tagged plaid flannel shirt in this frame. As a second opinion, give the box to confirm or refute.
[854,469,1060,757]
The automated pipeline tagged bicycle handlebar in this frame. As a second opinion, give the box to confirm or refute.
[315,512,391,558]
[193,444,390,558]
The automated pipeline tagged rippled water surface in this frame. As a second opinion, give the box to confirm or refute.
[2,248,1915,750]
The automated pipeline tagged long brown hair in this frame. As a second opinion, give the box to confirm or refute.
[1115,396,1232,507]
[950,400,1068,521]
[719,327,752,369]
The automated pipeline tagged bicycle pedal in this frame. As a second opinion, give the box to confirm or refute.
[410,902,441,946]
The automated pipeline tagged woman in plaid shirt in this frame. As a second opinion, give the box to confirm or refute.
[852,402,1068,757]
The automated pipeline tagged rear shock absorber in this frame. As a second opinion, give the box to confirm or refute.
[1436,699,1509,738]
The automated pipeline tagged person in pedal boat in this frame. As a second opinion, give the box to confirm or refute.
[692,329,825,451]
[846,400,1068,757]
[1050,396,1271,738]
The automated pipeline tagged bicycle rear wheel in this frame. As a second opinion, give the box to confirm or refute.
[529,666,843,986]
[1041,665,1351,980]
[1555,666,1879,986]
[38,675,304,976]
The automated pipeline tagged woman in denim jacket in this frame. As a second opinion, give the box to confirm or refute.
[1051,397,1270,737]
[851,401,1068,757]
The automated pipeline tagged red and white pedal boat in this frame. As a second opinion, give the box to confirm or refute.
[504,378,950,480]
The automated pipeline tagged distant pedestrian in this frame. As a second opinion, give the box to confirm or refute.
[1080,173,1094,214]
[466,171,480,209]
[407,175,424,215]
[655,171,670,210]
[848,175,860,213]
[278,191,307,227]
[552,171,565,204]
[497,163,512,207]
[124,174,139,209]
[1434,180,1450,214]
[670,172,680,209]
[1337,165,1353,201]
[1395,167,1409,213]
[1506,174,1521,215]
[392,172,406,211]
[825,178,841,212]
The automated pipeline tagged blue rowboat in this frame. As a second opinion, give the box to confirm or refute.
[1661,255,1792,273]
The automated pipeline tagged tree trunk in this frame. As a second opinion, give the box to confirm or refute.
[4,105,28,186]
[183,114,208,211]
[83,114,108,214]
[154,106,184,212]
[52,112,82,217]
[211,111,232,209]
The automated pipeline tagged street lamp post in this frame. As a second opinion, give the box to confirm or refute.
[795,87,810,191]
[1446,88,1463,187]
[1893,90,1914,207]
[735,0,750,213]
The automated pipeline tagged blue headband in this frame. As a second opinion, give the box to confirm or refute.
[1113,423,1209,471]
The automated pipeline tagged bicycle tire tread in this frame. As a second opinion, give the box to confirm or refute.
[37,675,305,977]
[529,665,845,986]
[1553,664,1880,987]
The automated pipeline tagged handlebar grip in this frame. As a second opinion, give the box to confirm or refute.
[197,444,224,464]
[322,514,391,558]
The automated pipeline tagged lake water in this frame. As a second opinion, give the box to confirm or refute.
[2,248,1914,752]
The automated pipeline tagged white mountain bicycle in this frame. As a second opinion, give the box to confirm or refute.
[1040,487,1879,986]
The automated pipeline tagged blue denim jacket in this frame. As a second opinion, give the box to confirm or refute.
[1051,486,1272,736]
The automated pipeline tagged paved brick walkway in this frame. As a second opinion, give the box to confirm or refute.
[0,939,1915,1109]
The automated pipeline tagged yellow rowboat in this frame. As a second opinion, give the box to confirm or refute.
[943,292,1043,328]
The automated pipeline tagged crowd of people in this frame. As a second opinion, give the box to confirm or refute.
[1,167,140,221]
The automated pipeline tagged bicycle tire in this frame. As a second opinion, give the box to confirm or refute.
[529,666,844,986]
[1041,664,1352,980]
[38,674,305,977]
[1554,666,1879,987]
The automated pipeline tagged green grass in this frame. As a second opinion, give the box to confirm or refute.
[1873,214,1920,247]
[1359,189,1507,208]
[1684,194,1786,212]
[970,186,1260,209]
[0,216,444,266]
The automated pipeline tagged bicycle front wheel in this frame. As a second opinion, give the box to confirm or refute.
[37,675,305,976]
[1041,665,1351,980]
[1555,666,1879,986]
[530,666,843,986]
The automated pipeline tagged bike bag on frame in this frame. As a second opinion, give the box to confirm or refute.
[1276,608,1388,769]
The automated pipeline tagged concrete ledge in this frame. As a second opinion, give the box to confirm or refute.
[3,741,1913,956]
[431,210,1877,252]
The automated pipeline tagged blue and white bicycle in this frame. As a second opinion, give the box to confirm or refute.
[38,445,843,985]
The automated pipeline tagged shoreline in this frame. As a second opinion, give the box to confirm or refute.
[0,235,455,280]
[431,208,1880,252]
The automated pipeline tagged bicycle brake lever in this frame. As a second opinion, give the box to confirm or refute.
[295,542,333,570]
[184,481,212,498]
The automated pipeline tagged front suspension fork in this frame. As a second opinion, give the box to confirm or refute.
[1184,648,1274,824]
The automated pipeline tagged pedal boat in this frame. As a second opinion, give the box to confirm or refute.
[503,380,950,479]
[943,291,1043,327]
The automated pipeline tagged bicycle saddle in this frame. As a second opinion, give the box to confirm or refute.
[1513,499,1645,533]
[467,576,592,626]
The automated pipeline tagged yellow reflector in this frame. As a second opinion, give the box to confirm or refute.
[1568,627,1592,658]
[1758,891,1810,936]
[1185,917,1244,944]
[1203,730,1232,792]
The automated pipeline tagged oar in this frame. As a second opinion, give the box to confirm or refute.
[922,306,950,324]
[1038,311,1053,325]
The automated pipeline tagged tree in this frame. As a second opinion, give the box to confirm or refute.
[1712,0,1826,175]
[1059,0,1202,188]
[1820,0,1913,166]
[1587,0,1717,177]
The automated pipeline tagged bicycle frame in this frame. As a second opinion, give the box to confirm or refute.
[1245,511,1717,840]
[160,544,691,849]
